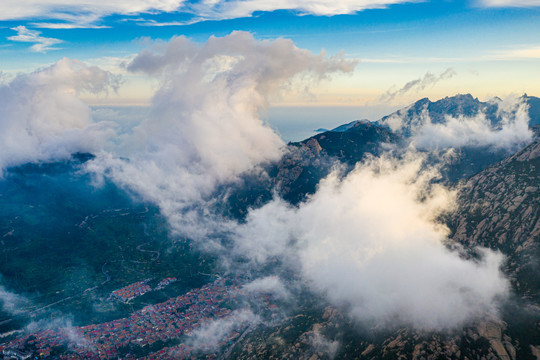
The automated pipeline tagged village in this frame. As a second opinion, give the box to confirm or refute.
[108,277,178,304]
[0,277,250,359]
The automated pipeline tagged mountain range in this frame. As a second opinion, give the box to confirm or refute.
[226,94,540,359]
[268,94,539,204]
[0,94,538,359]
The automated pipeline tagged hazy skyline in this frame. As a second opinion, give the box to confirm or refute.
[0,0,539,110]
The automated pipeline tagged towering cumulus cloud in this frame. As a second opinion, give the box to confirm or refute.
[233,154,509,330]
[88,31,356,237]
[0,58,118,175]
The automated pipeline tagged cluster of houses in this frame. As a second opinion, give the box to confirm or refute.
[0,278,241,359]
[110,280,152,303]
[109,277,178,304]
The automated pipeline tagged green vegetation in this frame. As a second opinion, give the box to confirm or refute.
[0,156,215,331]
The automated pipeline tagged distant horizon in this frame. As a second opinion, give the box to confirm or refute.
[89,92,537,141]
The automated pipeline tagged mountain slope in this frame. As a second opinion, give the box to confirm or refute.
[377,94,540,135]
[229,138,540,360]
[287,94,540,189]
[448,139,540,301]
[273,121,401,204]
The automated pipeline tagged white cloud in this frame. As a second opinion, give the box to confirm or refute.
[488,45,540,60]
[187,309,259,351]
[2,0,538,28]
[1,280,91,351]
[381,68,456,102]
[243,276,292,301]
[308,330,339,359]
[26,317,94,350]
[0,0,420,27]
[0,72,11,84]
[0,58,119,174]
[478,0,540,7]
[29,23,111,29]
[84,55,137,74]
[233,154,509,330]
[7,25,62,52]
[187,0,422,23]
[381,96,534,151]
[0,284,30,315]
[413,109,533,151]
[86,31,356,239]
[0,0,187,27]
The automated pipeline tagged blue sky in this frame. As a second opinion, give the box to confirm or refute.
[1,0,539,119]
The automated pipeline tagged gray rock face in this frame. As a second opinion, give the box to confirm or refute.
[448,140,540,301]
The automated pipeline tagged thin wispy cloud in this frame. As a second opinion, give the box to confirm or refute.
[7,26,62,52]
[0,0,420,28]
[30,22,111,30]
[381,68,456,102]
[477,0,540,7]
[0,282,31,315]
[359,47,540,64]
[3,0,538,28]
[488,45,540,60]
[164,0,424,24]
[0,0,187,28]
